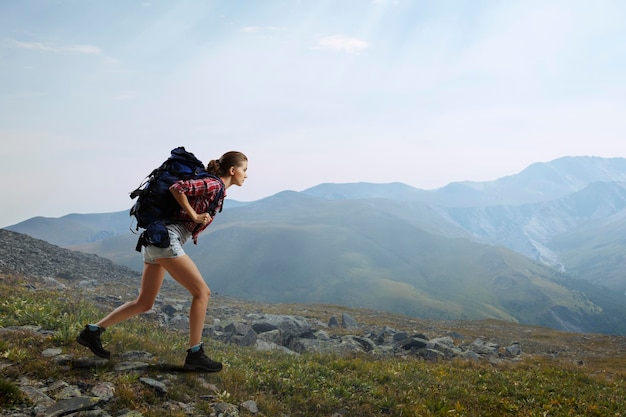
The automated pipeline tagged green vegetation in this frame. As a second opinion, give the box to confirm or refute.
[1,273,625,417]
[0,377,25,408]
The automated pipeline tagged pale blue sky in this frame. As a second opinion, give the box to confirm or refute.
[1,0,625,227]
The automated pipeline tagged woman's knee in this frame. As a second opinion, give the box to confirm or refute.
[191,285,211,302]
[133,298,156,313]
[201,285,212,300]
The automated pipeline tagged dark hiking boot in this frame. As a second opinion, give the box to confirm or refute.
[184,344,223,372]
[76,325,111,359]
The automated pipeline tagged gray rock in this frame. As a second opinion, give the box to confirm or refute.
[91,382,116,401]
[255,340,298,355]
[53,354,73,367]
[212,402,240,417]
[399,337,429,351]
[241,400,258,413]
[313,329,331,341]
[41,348,62,358]
[120,351,154,361]
[251,322,278,333]
[168,313,189,330]
[140,377,168,395]
[347,335,376,352]
[341,313,358,328]
[415,348,445,361]
[53,384,82,400]
[256,329,283,345]
[334,338,370,354]
[288,337,341,354]
[114,361,149,372]
[247,314,312,339]
[19,385,55,408]
[224,322,258,347]
[160,304,177,316]
[467,338,500,355]
[504,342,523,357]
[44,396,103,417]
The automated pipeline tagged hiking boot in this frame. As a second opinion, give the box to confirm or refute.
[184,344,223,372]
[76,325,111,359]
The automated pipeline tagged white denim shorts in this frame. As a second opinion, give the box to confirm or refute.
[143,223,191,264]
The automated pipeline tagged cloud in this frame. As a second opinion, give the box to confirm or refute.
[314,34,370,54]
[12,40,102,55]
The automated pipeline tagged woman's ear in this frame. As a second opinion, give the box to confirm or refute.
[229,166,236,175]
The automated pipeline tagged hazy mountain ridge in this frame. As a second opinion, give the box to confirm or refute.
[5,156,626,334]
[431,156,626,207]
[0,214,612,334]
[440,180,626,272]
[304,156,626,207]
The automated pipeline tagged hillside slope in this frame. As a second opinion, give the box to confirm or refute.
[2,218,622,334]
[4,156,626,334]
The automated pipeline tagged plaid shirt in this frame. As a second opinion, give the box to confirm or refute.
[169,176,226,244]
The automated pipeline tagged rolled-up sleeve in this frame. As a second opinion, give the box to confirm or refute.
[170,178,220,197]
[169,177,226,244]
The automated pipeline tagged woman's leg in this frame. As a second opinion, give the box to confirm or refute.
[96,262,166,328]
[157,254,210,347]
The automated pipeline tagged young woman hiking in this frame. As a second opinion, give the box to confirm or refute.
[77,151,248,372]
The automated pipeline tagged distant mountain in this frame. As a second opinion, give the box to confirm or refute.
[440,180,626,272]
[5,155,626,334]
[549,208,626,290]
[304,156,626,206]
[9,211,133,247]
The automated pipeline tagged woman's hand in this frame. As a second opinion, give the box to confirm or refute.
[193,212,212,224]
[170,188,211,224]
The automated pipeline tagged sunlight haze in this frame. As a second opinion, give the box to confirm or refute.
[1,0,625,227]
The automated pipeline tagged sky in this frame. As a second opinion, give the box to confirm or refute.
[1,0,625,227]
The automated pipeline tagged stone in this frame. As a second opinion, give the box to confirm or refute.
[212,402,240,417]
[240,400,258,413]
[140,377,168,395]
[91,382,116,401]
[341,313,358,328]
[41,348,62,358]
[44,396,102,417]
[114,361,149,372]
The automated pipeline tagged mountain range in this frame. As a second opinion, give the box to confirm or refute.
[5,156,626,335]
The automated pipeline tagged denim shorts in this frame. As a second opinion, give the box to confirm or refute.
[143,224,190,264]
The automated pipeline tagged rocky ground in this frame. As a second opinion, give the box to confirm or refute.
[2,228,626,416]
[2,273,626,417]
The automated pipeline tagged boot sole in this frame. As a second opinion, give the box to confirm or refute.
[76,335,111,359]
[183,363,223,372]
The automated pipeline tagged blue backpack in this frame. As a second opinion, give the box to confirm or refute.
[130,147,223,251]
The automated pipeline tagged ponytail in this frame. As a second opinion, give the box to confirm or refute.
[206,151,248,176]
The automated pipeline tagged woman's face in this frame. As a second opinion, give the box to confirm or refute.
[231,161,248,187]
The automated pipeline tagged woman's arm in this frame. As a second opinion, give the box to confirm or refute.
[169,188,211,224]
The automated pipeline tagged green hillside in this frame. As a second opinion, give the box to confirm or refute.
[550,210,626,291]
[7,158,626,335]
[68,197,614,333]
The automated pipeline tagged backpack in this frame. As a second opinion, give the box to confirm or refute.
[129,146,223,252]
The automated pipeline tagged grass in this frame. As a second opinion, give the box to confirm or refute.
[1,273,625,416]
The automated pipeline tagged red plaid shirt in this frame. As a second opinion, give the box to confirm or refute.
[169,176,226,244]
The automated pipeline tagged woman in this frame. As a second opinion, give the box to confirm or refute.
[77,151,248,372]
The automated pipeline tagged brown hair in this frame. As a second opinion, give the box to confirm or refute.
[206,151,248,177]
